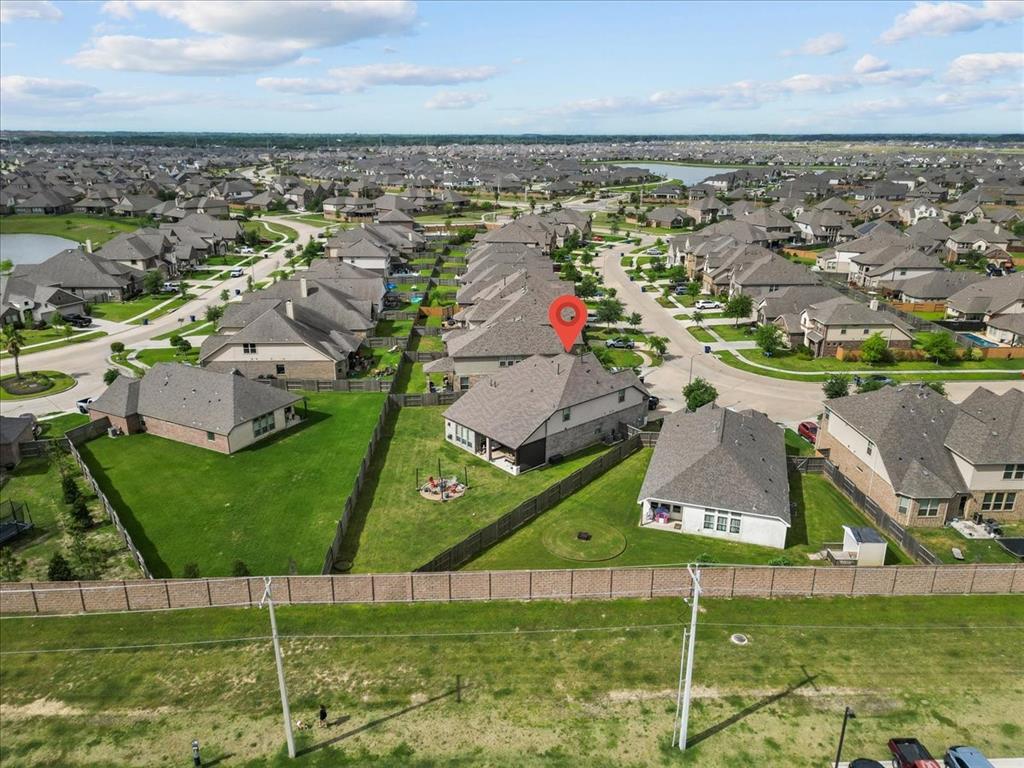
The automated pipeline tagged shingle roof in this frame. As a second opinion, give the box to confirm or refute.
[638,404,791,524]
[946,272,1024,317]
[945,387,1024,464]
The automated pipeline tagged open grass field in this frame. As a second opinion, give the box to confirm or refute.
[0,214,149,246]
[337,406,609,572]
[1,595,1021,767]
[77,393,387,577]
[467,451,910,570]
[909,523,1024,564]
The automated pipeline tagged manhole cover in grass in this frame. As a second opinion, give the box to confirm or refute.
[541,519,626,562]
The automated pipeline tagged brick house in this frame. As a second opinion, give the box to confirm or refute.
[798,297,915,357]
[88,363,302,454]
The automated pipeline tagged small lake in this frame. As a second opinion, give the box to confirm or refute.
[613,162,741,186]
[0,234,80,265]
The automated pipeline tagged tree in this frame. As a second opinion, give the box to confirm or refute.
[175,338,192,354]
[103,368,120,385]
[822,373,851,400]
[859,332,891,365]
[691,310,705,327]
[68,495,92,531]
[683,377,718,412]
[143,269,162,295]
[754,323,784,356]
[110,341,125,354]
[0,258,14,275]
[857,377,887,394]
[596,297,624,328]
[205,304,224,323]
[0,547,25,582]
[51,317,73,342]
[686,281,701,299]
[231,560,251,577]
[577,274,600,299]
[579,251,594,267]
[917,331,958,364]
[1,324,26,380]
[648,335,668,358]
[724,293,753,326]
[47,552,75,581]
[627,312,643,331]
[560,262,581,282]
[246,275,254,293]
[62,475,80,504]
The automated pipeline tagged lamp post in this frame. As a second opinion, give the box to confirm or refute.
[834,706,855,768]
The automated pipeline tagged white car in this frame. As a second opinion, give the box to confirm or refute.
[229,267,245,278]
[694,300,721,310]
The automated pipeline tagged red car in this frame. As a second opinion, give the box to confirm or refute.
[888,738,942,768]
[797,420,818,444]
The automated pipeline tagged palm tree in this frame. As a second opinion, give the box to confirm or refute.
[2,324,26,380]
[648,335,668,359]
[692,310,705,327]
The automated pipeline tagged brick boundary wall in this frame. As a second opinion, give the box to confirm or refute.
[2,564,1021,616]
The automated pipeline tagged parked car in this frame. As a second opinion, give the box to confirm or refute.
[945,746,996,768]
[605,337,635,349]
[797,421,818,443]
[162,281,182,293]
[239,246,254,254]
[229,267,245,278]
[647,395,660,410]
[645,248,661,255]
[854,374,896,388]
[76,397,95,415]
[65,313,93,328]
[673,285,691,295]
[694,300,721,310]
[888,738,942,768]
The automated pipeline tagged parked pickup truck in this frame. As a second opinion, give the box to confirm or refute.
[889,738,942,768]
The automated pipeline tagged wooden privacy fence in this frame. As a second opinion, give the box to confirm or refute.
[3,563,1021,616]
[271,378,393,393]
[416,435,643,573]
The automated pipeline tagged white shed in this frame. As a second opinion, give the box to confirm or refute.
[841,525,887,567]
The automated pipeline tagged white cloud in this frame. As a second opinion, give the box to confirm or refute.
[0,1,61,23]
[782,32,847,57]
[258,63,499,93]
[880,0,1024,43]
[1,76,100,99]
[293,56,320,66]
[946,52,1024,83]
[853,54,889,74]
[423,90,489,110]
[76,1,418,75]
[0,74,218,116]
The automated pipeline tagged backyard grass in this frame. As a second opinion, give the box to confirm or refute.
[0,371,76,401]
[410,332,443,353]
[0,330,105,358]
[392,361,446,394]
[337,406,609,572]
[77,393,386,577]
[0,456,139,581]
[784,428,816,457]
[88,293,178,322]
[909,310,947,322]
[687,326,716,343]
[349,347,401,379]
[2,595,1019,767]
[374,318,414,338]
[909,523,1024,564]
[467,452,909,570]
[0,214,149,246]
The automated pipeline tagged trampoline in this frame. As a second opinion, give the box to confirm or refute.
[996,538,1024,559]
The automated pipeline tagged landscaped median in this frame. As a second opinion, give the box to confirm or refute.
[0,370,76,400]
[77,392,387,577]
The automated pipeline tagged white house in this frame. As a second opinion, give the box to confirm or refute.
[637,404,791,549]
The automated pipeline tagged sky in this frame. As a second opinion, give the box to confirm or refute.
[0,0,1022,134]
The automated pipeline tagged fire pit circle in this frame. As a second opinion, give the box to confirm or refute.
[542,519,626,562]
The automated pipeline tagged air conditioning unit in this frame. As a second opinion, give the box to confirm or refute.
[107,426,122,438]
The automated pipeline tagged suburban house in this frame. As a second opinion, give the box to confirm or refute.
[816,385,1024,526]
[637,404,791,549]
[88,363,302,454]
[798,297,914,357]
[945,222,1016,261]
[442,352,647,475]
[945,271,1024,323]
[9,248,143,302]
[1,275,87,326]
[879,271,984,304]
[854,248,946,290]
[0,415,36,469]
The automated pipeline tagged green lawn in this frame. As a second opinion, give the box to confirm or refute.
[152,319,214,339]
[0,371,76,401]
[2,595,1019,767]
[392,361,446,394]
[338,406,610,572]
[244,220,295,243]
[0,214,149,246]
[88,293,178,322]
[374,319,414,338]
[128,294,193,324]
[687,326,716,343]
[468,452,909,570]
[784,428,815,456]
[36,411,89,438]
[909,523,1024,564]
[135,345,200,367]
[0,330,106,358]
[410,332,443,353]
[77,393,387,577]
[710,324,755,342]
[111,349,145,376]
[910,310,947,322]
[0,456,139,581]
[591,344,643,369]
[739,348,1024,374]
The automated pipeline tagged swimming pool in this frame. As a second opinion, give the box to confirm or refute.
[961,332,999,348]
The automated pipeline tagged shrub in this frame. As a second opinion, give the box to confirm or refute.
[68,496,92,531]
[768,556,793,566]
[110,341,125,354]
[47,552,75,581]
[859,333,892,365]
[694,552,719,565]
[168,334,182,347]
[794,344,814,360]
[61,475,80,504]
[103,368,120,385]
[0,548,26,581]
[822,373,851,400]
[182,562,201,579]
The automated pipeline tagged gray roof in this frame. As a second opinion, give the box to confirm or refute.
[946,272,1024,317]
[804,297,913,333]
[90,363,300,435]
[12,248,143,290]
[885,270,985,300]
[824,385,968,498]
[758,285,844,319]
[945,387,1024,465]
[0,415,34,446]
[638,404,791,524]
[443,352,645,448]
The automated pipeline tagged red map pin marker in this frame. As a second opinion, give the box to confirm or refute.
[548,295,586,352]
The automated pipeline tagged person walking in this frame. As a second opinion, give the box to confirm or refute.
[318,704,328,728]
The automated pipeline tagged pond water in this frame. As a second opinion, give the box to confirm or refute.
[0,233,80,265]
[613,162,741,186]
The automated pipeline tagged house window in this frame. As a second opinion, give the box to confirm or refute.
[452,423,473,447]
[242,343,257,354]
[253,412,276,438]
[459,376,469,390]
[618,389,626,403]
[840,328,847,335]
[916,498,941,517]
[562,408,571,422]
[898,496,910,516]
[275,364,286,375]
[1003,464,1024,480]
[982,492,1017,512]
[866,440,874,456]
[863,328,870,334]
[716,516,728,532]
[703,514,714,530]
[729,517,741,534]
[206,431,215,442]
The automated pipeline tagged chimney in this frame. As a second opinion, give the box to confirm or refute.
[284,299,294,319]
[300,277,309,298]
[360,222,366,229]
[86,239,93,254]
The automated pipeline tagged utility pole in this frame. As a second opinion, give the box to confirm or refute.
[677,565,702,751]
[261,577,296,759]
[671,628,688,748]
